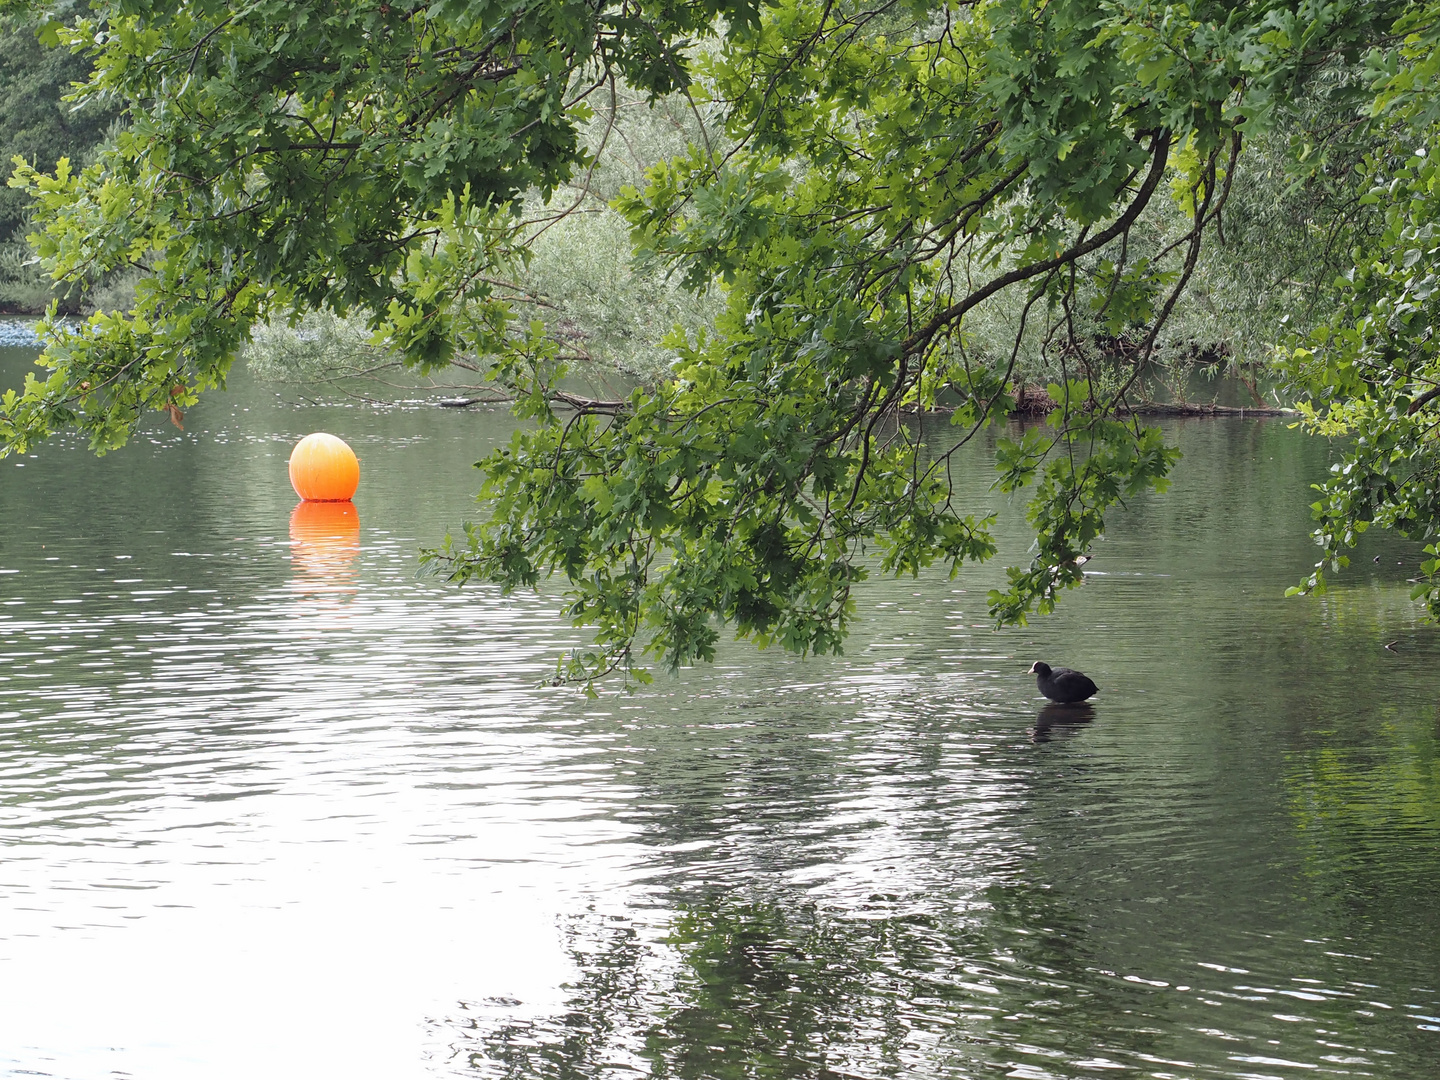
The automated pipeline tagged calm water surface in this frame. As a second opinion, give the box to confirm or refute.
[1,345,1438,1079]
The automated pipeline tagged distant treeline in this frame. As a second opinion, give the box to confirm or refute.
[0,9,118,314]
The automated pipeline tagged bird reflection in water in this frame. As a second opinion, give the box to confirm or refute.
[1030,702,1095,743]
[289,500,360,602]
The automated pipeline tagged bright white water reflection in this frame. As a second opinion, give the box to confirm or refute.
[1,350,1438,1078]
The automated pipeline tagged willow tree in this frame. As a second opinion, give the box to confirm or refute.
[0,0,1432,684]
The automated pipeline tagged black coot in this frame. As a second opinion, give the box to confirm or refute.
[1028,661,1098,704]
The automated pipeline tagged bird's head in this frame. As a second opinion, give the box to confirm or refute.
[1028,661,1050,676]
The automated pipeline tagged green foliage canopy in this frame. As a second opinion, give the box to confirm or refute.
[1282,6,1440,615]
[0,0,755,446]
[3,0,1440,684]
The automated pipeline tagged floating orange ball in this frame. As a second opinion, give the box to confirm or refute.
[289,432,360,501]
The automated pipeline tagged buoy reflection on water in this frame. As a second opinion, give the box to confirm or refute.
[289,499,360,600]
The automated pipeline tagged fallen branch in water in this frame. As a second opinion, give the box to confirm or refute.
[437,394,511,407]
[1114,401,1298,417]
[437,389,628,412]
[549,389,629,412]
[441,381,1297,418]
[902,397,1298,418]
[902,382,1298,419]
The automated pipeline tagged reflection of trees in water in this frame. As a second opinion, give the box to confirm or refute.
[427,818,1440,1080]
[647,901,877,1079]
[434,899,871,1079]
[1284,702,1440,930]
[430,884,1197,1080]
[436,913,660,1079]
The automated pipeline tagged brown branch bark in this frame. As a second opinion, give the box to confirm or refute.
[902,130,1173,357]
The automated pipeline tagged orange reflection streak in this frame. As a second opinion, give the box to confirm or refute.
[289,500,360,600]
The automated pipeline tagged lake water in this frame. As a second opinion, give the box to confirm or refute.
[1,344,1438,1079]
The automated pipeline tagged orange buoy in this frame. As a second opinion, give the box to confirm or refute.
[288,432,359,501]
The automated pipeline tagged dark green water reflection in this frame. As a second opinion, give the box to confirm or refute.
[1,344,1437,1078]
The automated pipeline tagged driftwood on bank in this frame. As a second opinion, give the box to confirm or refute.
[437,384,1296,418]
[1007,383,1295,418]
[1114,401,1297,417]
[898,398,1297,418]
